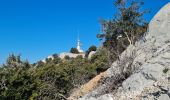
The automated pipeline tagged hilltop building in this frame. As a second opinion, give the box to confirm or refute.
[59,35,85,59]
[41,34,97,63]
[77,37,84,53]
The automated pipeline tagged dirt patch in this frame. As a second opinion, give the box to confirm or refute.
[68,71,107,100]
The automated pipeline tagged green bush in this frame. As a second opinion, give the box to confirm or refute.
[0,54,105,99]
[90,48,109,73]
[70,48,79,54]
[85,45,97,58]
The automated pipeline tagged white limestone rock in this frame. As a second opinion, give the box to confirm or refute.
[79,94,113,100]
[88,51,96,59]
[79,2,170,100]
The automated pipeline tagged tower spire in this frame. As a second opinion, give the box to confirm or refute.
[76,30,83,53]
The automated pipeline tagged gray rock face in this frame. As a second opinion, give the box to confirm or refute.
[158,94,170,100]
[79,94,113,100]
[79,2,170,100]
[148,2,170,41]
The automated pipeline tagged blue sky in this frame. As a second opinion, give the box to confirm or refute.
[0,0,169,64]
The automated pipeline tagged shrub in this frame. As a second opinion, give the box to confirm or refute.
[163,68,169,74]
[64,55,70,60]
[85,45,97,58]
[70,48,79,54]
[90,47,108,74]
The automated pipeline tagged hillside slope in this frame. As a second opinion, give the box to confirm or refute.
[70,2,170,100]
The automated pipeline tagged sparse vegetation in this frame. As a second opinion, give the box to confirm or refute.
[163,68,169,74]
[0,0,149,99]
[97,0,148,65]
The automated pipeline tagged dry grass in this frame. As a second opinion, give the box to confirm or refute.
[68,71,107,100]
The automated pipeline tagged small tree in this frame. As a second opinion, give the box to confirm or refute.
[97,0,148,64]
[52,54,61,64]
[90,47,108,73]
[5,54,22,68]
[70,48,79,54]
[88,45,97,52]
[64,55,70,60]
[85,45,97,58]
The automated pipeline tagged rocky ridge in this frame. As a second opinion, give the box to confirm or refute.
[74,2,170,100]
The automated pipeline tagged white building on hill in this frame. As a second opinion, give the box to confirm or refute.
[77,37,84,53]
[41,35,85,63]
[59,35,85,59]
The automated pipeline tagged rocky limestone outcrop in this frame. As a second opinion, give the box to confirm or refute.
[78,2,170,100]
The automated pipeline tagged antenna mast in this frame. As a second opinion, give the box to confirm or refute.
[76,30,83,53]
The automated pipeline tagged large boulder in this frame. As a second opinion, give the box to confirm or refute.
[79,2,170,100]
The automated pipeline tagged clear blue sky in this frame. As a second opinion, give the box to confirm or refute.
[0,0,169,64]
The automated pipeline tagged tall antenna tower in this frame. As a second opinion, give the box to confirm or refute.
[76,30,83,53]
